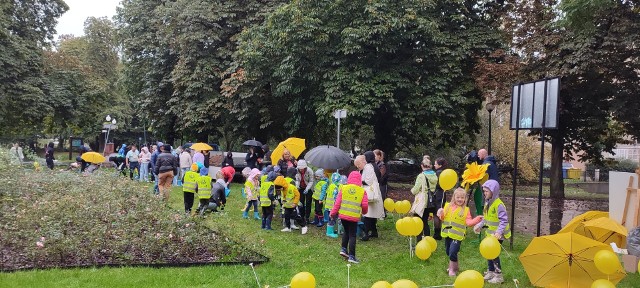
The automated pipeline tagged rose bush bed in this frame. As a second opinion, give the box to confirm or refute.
[0,149,266,271]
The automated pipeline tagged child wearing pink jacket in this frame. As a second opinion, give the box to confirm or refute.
[330,171,368,264]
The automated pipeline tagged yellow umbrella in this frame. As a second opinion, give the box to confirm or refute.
[270,137,306,164]
[190,142,213,151]
[81,152,106,164]
[558,211,609,234]
[570,217,628,248]
[519,232,625,288]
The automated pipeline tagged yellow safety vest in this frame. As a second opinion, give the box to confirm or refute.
[244,181,258,200]
[324,183,339,211]
[183,171,199,193]
[196,176,212,200]
[485,198,511,239]
[285,177,295,186]
[312,180,327,200]
[260,174,267,185]
[338,184,364,219]
[282,185,297,208]
[260,181,274,207]
[441,203,469,241]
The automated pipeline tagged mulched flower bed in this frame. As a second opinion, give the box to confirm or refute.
[0,158,266,272]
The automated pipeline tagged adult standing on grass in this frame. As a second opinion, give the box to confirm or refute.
[411,156,439,242]
[361,151,383,241]
[179,148,193,185]
[10,143,24,164]
[150,143,161,193]
[45,142,55,170]
[155,144,179,202]
[139,146,151,182]
[125,145,140,180]
[432,157,448,240]
[295,159,314,223]
[330,171,368,264]
[373,149,388,200]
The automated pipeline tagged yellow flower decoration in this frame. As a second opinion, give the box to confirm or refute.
[461,162,490,188]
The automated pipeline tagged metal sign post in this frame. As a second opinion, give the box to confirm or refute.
[333,109,347,149]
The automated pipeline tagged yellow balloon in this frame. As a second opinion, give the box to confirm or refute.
[371,281,393,288]
[391,279,418,288]
[400,218,412,236]
[396,219,406,236]
[591,279,615,288]
[479,235,501,260]
[454,270,484,288]
[291,272,316,288]
[412,217,423,236]
[395,200,410,214]
[384,198,395,212]
[415,239,432,260]
[439,169,458,191]
[424,236,438,252]
[594,250,620,275]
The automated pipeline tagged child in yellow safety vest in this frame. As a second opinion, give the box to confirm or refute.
[243,168,261,220]
[330,171,368,264]
[310,169,328,227]
[259,172,277,230]
[182,163,201,214]
[474,180,510,284]
[437,187,483,276]
[196,167,213,216]
[274,176,307,235]
[323,172,342,238]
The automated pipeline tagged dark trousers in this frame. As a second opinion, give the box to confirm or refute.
[184,192,195,213]
[417,207,442,241]
[284,207,295,228]
[341,220,358,256]
[488,240,503,272]
[46,158,54,170]
[300,190,313,220]
[244,200,258,213]
[314,199,323,216]
[363,217,378,236]
[129,162,139,179]
[444,237,462,262]
[262,206,274,220]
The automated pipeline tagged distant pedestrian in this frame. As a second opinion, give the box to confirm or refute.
[10,143,24,164]
[155,144,179,202]
[221,151,234,168]
[125,145,140,180]
[45,142,55,170]
[139,146,151,182]
[245,146,259,169]
[179,148,193,185]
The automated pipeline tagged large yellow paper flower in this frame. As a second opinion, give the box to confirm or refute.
[461,162,490,188]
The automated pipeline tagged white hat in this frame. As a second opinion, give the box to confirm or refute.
[297,159,307,169]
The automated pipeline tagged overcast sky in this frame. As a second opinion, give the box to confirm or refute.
[55,0,121,37]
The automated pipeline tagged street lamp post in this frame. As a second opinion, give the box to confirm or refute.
[486,103,495,155]
[333,109,347,149]
[104,115,117,154]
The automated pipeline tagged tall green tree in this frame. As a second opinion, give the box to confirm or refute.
[505,0,639,198]
[0,0,68,138]
[116,0,285,144]
[232,0,506,154]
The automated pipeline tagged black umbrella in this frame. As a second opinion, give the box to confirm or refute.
[305,145,352,170]
[243,139,263,147]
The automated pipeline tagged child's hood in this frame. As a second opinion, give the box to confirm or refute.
[482,179,500,204]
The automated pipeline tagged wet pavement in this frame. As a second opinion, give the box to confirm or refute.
[388,189,609,236]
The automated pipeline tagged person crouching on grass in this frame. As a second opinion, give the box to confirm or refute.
[274,176,308,234]
[195,167,212,216]
[182,163,200,215]
[437,187,483,276]
[330,171,368,264]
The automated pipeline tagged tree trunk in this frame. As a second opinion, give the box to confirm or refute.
[549,135,565,199]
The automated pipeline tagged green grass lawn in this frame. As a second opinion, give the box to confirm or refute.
[1,180,637,287]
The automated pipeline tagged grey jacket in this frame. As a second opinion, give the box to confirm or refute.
[295,167,314,194]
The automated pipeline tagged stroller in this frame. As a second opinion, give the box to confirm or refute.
[109,156,128,177]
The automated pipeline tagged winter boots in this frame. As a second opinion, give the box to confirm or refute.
[448,261,459,276]
[316,216,324,227]
[326,225,338,238]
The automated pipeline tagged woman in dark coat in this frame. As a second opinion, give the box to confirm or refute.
[432,157,448,240]
[45,142,55,170]
[221,151,234,168]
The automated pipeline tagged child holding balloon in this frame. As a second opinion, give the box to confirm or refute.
[474,179,510,284]
[437,188,483,276]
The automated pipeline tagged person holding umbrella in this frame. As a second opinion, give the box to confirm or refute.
[245,146,259,169]
[277,148,297,172]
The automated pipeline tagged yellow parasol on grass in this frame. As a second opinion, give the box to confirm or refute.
[566,217,628,248]
[81,152,106,164]
[519,232,626,288]
[558,211,609,234]
[270,137,306,164]
[190,142,213,151]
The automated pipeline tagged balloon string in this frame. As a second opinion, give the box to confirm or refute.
[499,242,513,258]
[347,264,351,288]
[249,263,261,288]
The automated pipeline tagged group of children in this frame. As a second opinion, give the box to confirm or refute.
[239,164,350,239]
[436,179,509,284]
